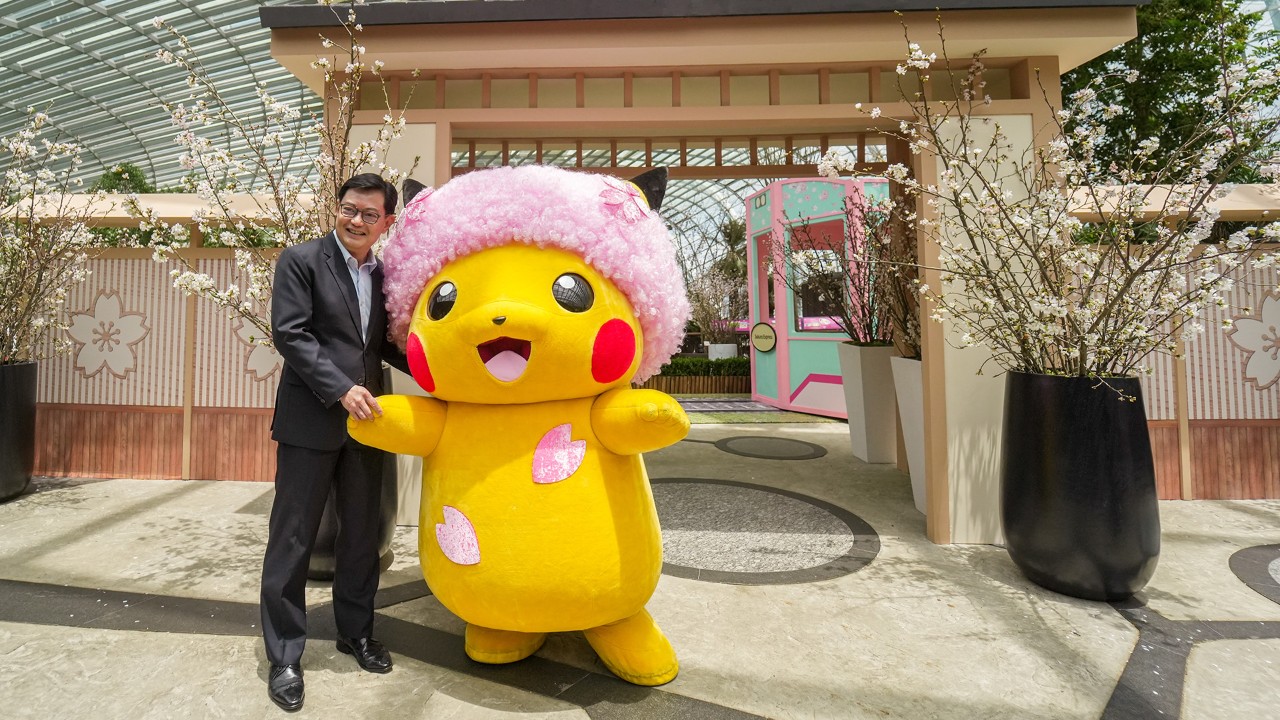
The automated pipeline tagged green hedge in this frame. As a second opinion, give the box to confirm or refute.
[658,356,750,377]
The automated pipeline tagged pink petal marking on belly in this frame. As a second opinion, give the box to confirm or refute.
[532,423,586,484]
[435,505,480,565]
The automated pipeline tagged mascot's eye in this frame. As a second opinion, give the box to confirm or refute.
[552,273,594,312]
[428,281,457,320]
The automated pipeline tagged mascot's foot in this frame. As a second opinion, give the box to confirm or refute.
[582,609,679,686]
[465,624,547,664]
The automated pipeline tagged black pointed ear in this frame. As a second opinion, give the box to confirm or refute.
[629,167,668,212]
[401,178,428,205]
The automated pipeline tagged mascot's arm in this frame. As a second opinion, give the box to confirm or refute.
[591,388,690,455]
[346,395,447,457]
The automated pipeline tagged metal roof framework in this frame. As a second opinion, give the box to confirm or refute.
[261,0,1150,28]
[0,0,1153,236]
[0,0,809,242]
[0,0,792,237]
[0,0,319,190]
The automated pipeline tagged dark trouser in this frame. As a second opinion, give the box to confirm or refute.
[260,440,385,667]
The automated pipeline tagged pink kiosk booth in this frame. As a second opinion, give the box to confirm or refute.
[745,177,890,418]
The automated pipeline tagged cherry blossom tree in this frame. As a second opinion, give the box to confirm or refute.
[820,18,1280,378]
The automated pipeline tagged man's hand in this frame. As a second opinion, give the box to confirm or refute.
[341,385,383,421]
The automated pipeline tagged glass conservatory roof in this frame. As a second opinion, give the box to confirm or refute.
[0,1,761,238]
[0,0,320,190]
[0,0,771,248]
[19,0,1267,254]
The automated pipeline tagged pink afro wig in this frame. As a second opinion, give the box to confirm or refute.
[381,165,690,383]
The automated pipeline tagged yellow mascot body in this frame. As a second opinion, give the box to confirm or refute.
[348,166,690,686]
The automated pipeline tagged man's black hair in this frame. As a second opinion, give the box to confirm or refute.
[338,173,398,215]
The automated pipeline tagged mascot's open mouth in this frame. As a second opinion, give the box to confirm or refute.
[477,337,532,382]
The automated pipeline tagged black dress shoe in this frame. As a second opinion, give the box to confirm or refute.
[337,636,393,673]
[267,664,303,712]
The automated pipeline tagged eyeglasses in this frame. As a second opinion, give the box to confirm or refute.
[338,204,383,224]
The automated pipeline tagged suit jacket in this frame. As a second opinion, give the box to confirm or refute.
[270,232,409,451]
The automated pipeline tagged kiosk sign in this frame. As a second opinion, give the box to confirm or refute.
[750,322,777,353]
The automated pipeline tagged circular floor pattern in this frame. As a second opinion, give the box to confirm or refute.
[1228,544,1280,605]
[713,435,828,460]
[652,478,879,585]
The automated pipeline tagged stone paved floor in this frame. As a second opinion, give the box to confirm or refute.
[1,422,1278,719]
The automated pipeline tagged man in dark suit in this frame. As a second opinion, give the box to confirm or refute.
[260,173,410,712]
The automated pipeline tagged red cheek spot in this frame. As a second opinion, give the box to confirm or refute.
[591,319,636,384]
[407,333,435,393]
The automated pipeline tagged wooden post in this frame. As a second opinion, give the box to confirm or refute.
[181,226,203,481]
[1174,340,1194,499]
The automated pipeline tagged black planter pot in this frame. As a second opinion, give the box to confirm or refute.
[0,362,38,502]
[307,450,399,580]
[1000,371,1160,601]
[306,365,401,580]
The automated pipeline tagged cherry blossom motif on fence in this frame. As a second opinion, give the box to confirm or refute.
[66,291,150,380]
[233,317,283,381]
[1227,292,1280,390]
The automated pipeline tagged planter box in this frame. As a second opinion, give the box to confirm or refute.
[707,343,738,360]
[1001,371,1160,601]
[0,362,37,501]
[838,343,897,463]
[891,356,926,514]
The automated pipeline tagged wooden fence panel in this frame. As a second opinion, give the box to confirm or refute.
[1190,422,1280,499]
[36,404,182,479]
[190,408,276,482]
[637,375,750,394]
[1147,422,1181,500]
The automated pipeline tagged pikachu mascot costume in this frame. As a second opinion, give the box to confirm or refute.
[348,165,691,686]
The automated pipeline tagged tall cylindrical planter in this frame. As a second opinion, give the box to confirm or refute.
[307,449,399,579]
[1000,371,1160,601]
[0,362,38,502]
[307,365,401,580]
[890,356,926,515]
[838,342,897,463]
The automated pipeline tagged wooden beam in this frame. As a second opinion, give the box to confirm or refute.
[434,120,452,186]
[1009,59,1031,101]
[1175,340,1194,499]
[451,163,860,180]
[180,226,203,481]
